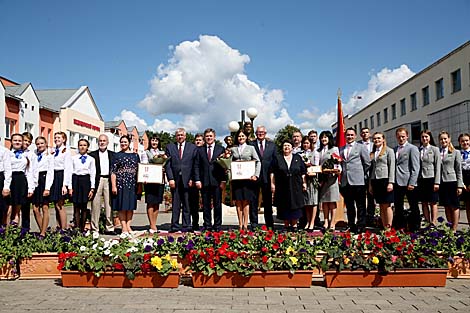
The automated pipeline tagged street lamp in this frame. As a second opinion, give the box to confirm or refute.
[228,107,258,141]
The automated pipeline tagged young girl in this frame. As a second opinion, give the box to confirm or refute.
[439,131,464,231]
[50,132,72,229]
[69,139,95,232]
[317,131,341,231]
[21,132,34,230]
[0,140,12,225]
[458,133,470,226]
[418,130,441,226]
[369,132,395,229]
[32,136,55,236]
[6,134,36,225]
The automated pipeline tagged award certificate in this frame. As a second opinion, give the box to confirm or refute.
[137,163,164,184]
[231,161,256,180]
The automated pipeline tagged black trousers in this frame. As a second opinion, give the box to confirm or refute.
[250,181,274,229]
[340,184,367,230]
[393,184,420,231]
[366,188,376,225]
[170,175,191,231]
[201,185,222,230]
[21,201,31,229]
[188,186,200,229]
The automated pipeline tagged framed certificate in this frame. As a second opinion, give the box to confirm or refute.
[138,163,164,184]
[231,160,256,180]
[307,165,322,174]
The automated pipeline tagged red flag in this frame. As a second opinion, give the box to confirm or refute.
[336,96,346,147]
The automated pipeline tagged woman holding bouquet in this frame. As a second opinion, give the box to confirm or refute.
[230,129,260,231]
[317,131,341,231]
[140,135,166,234]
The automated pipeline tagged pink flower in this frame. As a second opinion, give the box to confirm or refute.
[391,255,398,263]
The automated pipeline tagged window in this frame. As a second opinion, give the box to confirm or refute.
[25,122,33,133]
[410,93,417,111]
[359,121,362,130]
[422,86,430,106]
[376,112,381,127]
[364,119,368,128]
[384,108,388,123]
[370,116,374,129]
[5,118,16,138]
[400,98,406,116]
[435,78,444,100]
[422,122,428,130]
[392,104,397,120]
[32,105,35,111]
[24,102,28,109]
[451,69,461,93]
[354,124,357,133]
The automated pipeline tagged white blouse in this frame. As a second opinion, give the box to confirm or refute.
[35,150,55,191]
[51,145,73,188]
[72,154,96,189]
[0,146,12,191]
[10,149,37,193]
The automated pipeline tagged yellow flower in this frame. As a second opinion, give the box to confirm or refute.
[170,259,178,270]
[372,256,379,265]
[343,257,350,265]
[164,254,172,261]
[151,256,163,270]
[289,256,298,265]
[286,246,295,255]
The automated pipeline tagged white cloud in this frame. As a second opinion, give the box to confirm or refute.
[115,109,151,132]
[137,35,294,135]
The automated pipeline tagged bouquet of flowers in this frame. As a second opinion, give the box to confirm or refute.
[216,148,232,180]
[150,154,170,166]
[321,152,342,171]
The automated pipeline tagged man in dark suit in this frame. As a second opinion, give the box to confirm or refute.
[90,134,115,234]
[165,128,197,232]
[194,128,226,231]
[339,128,371,233]
[249,125,276,229]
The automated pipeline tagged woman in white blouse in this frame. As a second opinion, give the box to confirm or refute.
[459,133,470,226]
[0,140,12,225]
[32,136,55,236]
[69,139,96,232]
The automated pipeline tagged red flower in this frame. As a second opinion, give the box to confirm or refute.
[143,253,151,262]
[125,252,131,257]
[262,256,268,263]
[261,225,267,231]
[261,247,268,253]
[229,232,237,240]
[141,263,151,272]
[265,234,273,241]
[57,262,64,271]
[277,234,285,244]
[418,257,426,263]
[272,243,279,250]
[242,237,249,245]
[113,263,124,270]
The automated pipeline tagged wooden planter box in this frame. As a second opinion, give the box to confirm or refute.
[0,263,19,280]
[19,253,60,279]
[448,257,470,278]
[192,270,313,288]
[61,271,180,288]
[325,268,448,288]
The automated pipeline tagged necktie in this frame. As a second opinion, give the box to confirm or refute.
[462,150,469,160]
[397,145,403,157]
[80,155,87,164]
[14,150,24,159]
[37,152,43,162]
[346,145,351,160]
[54,147,60,157]
[441,148,446,159]
[207,145,212,161]
[178,144,182,159]
[260,141,264,157]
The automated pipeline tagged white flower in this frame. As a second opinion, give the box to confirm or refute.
[100,238,106,242]
[92,232,100,239]
[104,249,111,255]
[126,246,138,253]
[92,243,98,250]
[103,241,110,249]
[111,240,119,246]
[80,246,87,251]
[85,231,91,237]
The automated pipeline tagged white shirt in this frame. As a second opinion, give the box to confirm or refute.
[72,153,96,189]
[10,149,37,193]
[238,143,247,156]
[99,150,110,176]
[51,145,73,188]
[396,142,408,159]
[344,142,355,160]
[374,146,383,160]
[35,150,55,190]
[0,146,12,191]
[360,140,373,153]
[440,147,448,160]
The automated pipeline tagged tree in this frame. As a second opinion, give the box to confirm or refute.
[274,124,301,153]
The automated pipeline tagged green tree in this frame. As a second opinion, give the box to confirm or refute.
[274,124,301,153]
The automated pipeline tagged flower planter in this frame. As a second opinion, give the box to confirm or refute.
[325,268,448,288]
[192,270,313,288]
[0,263,19,280]
[19,253,60,279]
[61,271,180,288]
[448,257,470,279]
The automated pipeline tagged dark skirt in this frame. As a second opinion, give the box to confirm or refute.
[276,207,303,221]
[0,172,8,211]
[231,180,256,201]
[32,171,50,206]
[460,170,470,203]
[144,183,164,204]
[10,172,28,206]
[417,177,439,203]
[439,181,459,208]
[71,174,91,205]
[371,178,394,204]
[50,170,67,202]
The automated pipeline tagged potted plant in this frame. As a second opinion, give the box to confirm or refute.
[185,226,317,287]
[321,228,448,287]
[0,224,31,280]
[59,234,180,288]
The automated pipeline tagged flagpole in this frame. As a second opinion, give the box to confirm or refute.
[335,88,346,227]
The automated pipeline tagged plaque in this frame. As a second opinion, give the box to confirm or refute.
[230,160,256,180]
[137,163,164,184]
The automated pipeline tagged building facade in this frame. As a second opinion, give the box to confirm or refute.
[345,41,470,147]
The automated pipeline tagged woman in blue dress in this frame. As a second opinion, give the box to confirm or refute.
[111,135,140,237]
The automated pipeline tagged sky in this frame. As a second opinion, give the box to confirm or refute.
[1,0,469,138]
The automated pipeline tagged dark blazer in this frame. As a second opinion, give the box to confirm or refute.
[165,141,197,188]
[194,144,226,187]
[249,139,277,184]
[89,149,115,199]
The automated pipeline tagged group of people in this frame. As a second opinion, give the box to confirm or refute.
[1,125,470,235]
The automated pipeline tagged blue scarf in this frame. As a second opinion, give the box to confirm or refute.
[54,147,60,157]
[14,150,24,159]
[462,150,470,160]
[37,151,43,162]
[79,155,87,164]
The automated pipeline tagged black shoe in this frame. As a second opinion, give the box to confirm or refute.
[192,225,200,231]
[104,230,117,236]
[168,229,180,233]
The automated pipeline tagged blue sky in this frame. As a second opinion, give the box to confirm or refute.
[1,0,469,136]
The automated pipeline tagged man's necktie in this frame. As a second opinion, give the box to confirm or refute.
[179,144,183,159]
[260,141,264,157]
[207,145,212,161]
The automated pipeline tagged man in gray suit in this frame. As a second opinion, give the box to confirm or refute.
[358,127,375,226]
[394,127,421,231]
[339,128,371,232]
